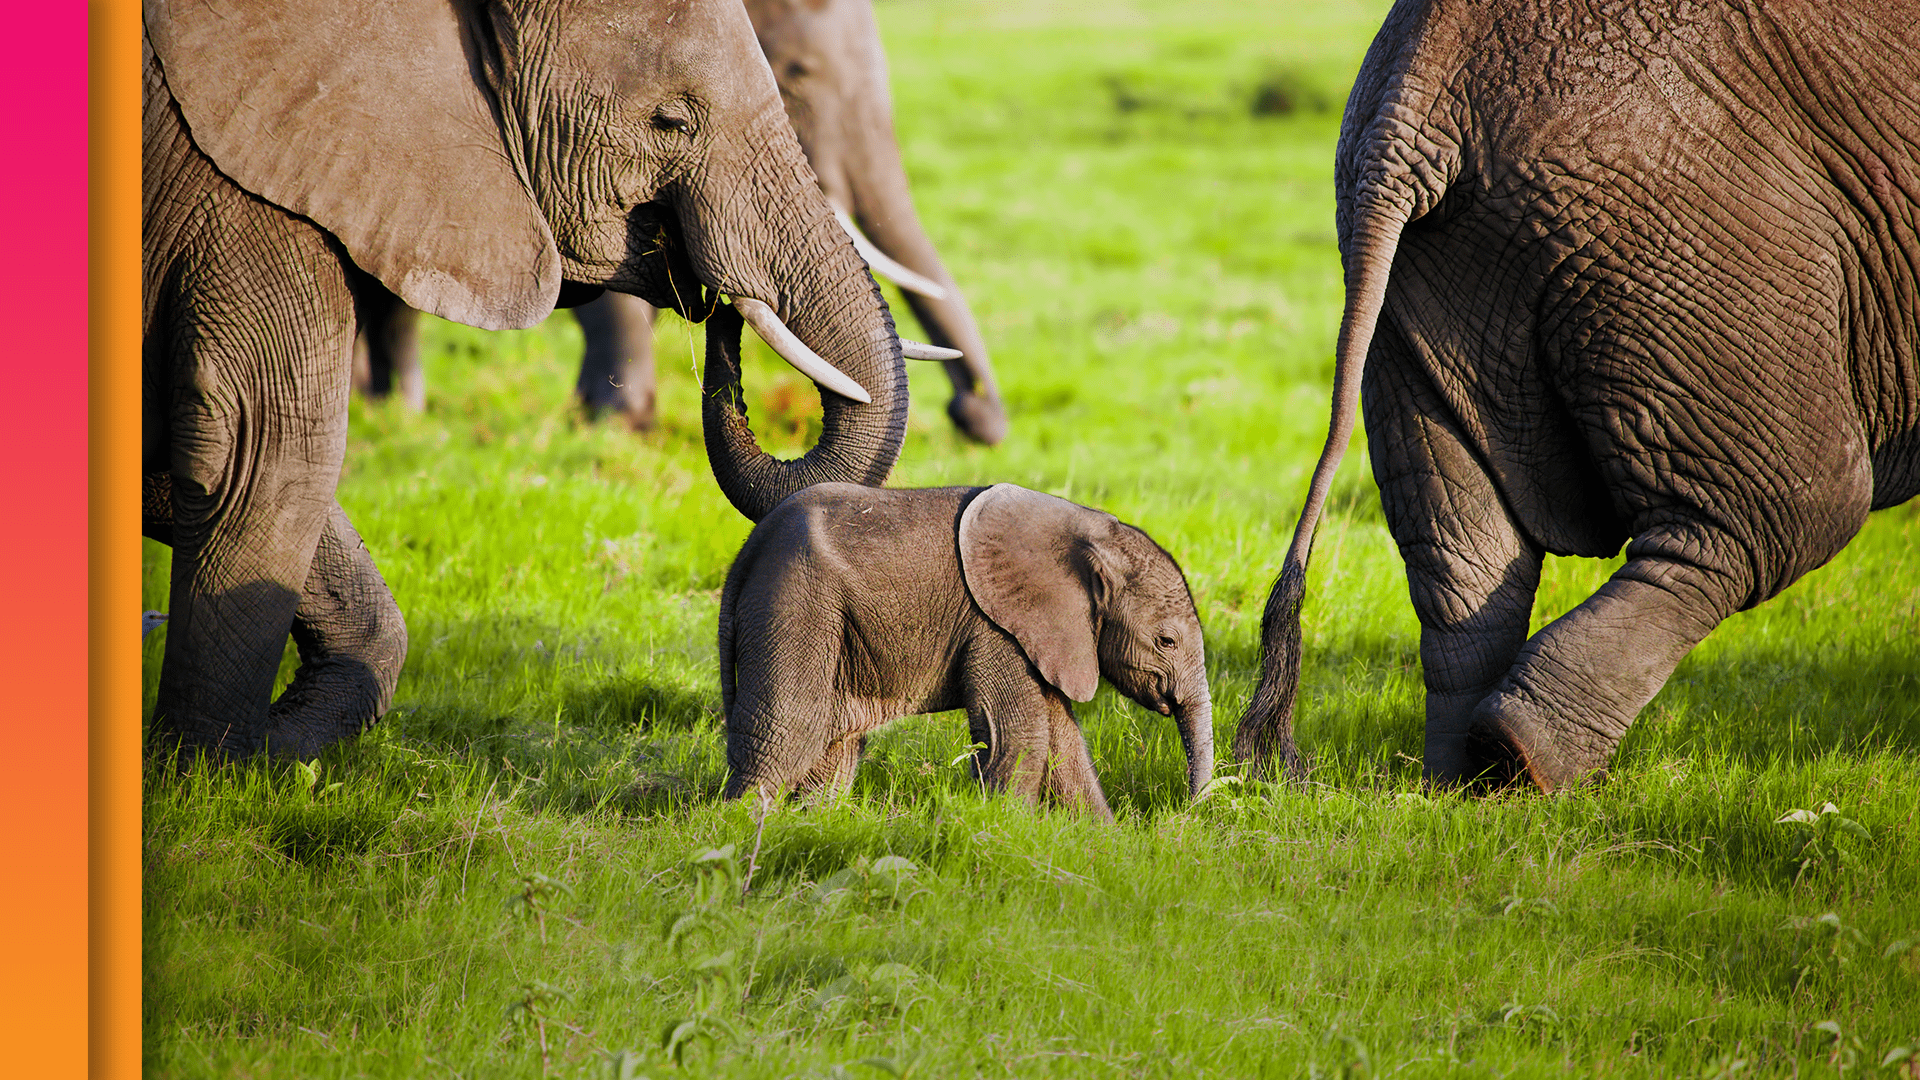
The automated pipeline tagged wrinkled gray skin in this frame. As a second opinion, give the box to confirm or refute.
[1236,0,1920,792]
[719,484,1212,818]
[358,0,1007,442]
[143,0,909,759]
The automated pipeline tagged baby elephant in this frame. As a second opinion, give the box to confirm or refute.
[718,482,1213,819]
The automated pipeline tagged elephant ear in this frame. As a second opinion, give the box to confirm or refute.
[146,0,559,330]
[958,484,1120,703]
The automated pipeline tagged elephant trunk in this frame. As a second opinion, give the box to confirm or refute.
[691,104,909,523]
[1174,689,1215,799]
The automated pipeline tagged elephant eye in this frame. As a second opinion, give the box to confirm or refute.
[652,112,695,137]
[1156,633,1178,650]
[784,60,811,81]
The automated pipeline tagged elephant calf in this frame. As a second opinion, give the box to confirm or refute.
[718,483,1214,819]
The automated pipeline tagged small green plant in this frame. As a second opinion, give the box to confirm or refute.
[811,855,926,913]
[505,981,575,1077]
[658,844,751,1067]
[293,759,343,801]
[1812,1018,1874,1077]
[1781,911,1869,991]
[810,961,933,1027]
[1776,801,1872,885]
[1498,894,1561,919]
[1491,1002,1561,1040]
[602,1047,648,1080]
[505,872,577,945]
[1697,1052,1750,1079]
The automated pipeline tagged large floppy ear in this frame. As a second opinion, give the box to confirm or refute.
[146,0,559,330]
[958,484,1121,703]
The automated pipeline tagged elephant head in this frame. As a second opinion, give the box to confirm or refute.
[147,0,909,521]
[745,0,1010,445]
[959,485,1214,797]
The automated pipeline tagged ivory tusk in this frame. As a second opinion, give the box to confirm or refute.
[900,340,963,362]
[732,296,873,404]
[834,212,950,300]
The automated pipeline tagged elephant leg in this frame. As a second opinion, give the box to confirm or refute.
[1367,356,1544,785]
[1476,471,1871,790]
[899,292,1008,446]
[965,634,1072,809]
[1468,539,1742,790]
[1040,703,1113,821]
[792,732,868,801]
[151,199,360,757]
[260,502,408,757]
[721,687,843,802]
[573,293,657,430]
[353,282,424,412]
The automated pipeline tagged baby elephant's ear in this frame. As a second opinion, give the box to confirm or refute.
[958,485,1117,703]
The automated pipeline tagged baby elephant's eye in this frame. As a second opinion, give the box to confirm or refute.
[1155,633,1178,650]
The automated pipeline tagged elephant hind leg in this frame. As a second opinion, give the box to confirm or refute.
[1472,536,1747,790]
[790,732,867,801]
[722,705,836,804]
[260,502,407,759]
[1367,356,1546,786]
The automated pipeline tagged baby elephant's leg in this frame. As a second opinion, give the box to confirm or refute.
[723,703,834,803]
[1042,702,1113,821]
[792,731,868,800]
[968,661,1111,818]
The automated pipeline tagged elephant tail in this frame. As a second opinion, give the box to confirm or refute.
[1231,194,1416,779]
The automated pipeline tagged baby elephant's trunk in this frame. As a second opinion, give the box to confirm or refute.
[1175,691,1215,798]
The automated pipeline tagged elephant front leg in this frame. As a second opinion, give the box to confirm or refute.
[261,503,408,758]
[1040,701,1113,821]
[967,666,1110,817]
[151,199,361,759]
[1368,365,1543,786]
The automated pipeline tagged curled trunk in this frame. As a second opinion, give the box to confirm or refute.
[702,297,907,522]
[689,104,910,522]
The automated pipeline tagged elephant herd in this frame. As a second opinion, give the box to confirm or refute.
[143,0,1918,803]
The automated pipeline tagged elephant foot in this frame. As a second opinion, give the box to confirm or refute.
[264,505,409,760]
[947,391,1008,446]
[262,658,393,759]
[1467,689,1616,793]
[575,385,656,432]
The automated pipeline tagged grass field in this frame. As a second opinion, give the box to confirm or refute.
[141,1,1920,1076]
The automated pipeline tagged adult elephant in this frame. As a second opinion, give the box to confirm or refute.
[143,0,912,758]
[1234,0,1919,790]
[356,0,1009,444]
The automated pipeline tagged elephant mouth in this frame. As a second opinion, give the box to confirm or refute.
[615,202,719,320]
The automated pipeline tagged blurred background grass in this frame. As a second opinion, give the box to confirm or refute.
[142,1,1919,1075]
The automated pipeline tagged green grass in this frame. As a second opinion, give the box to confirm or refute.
[142,1,1920,1075]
